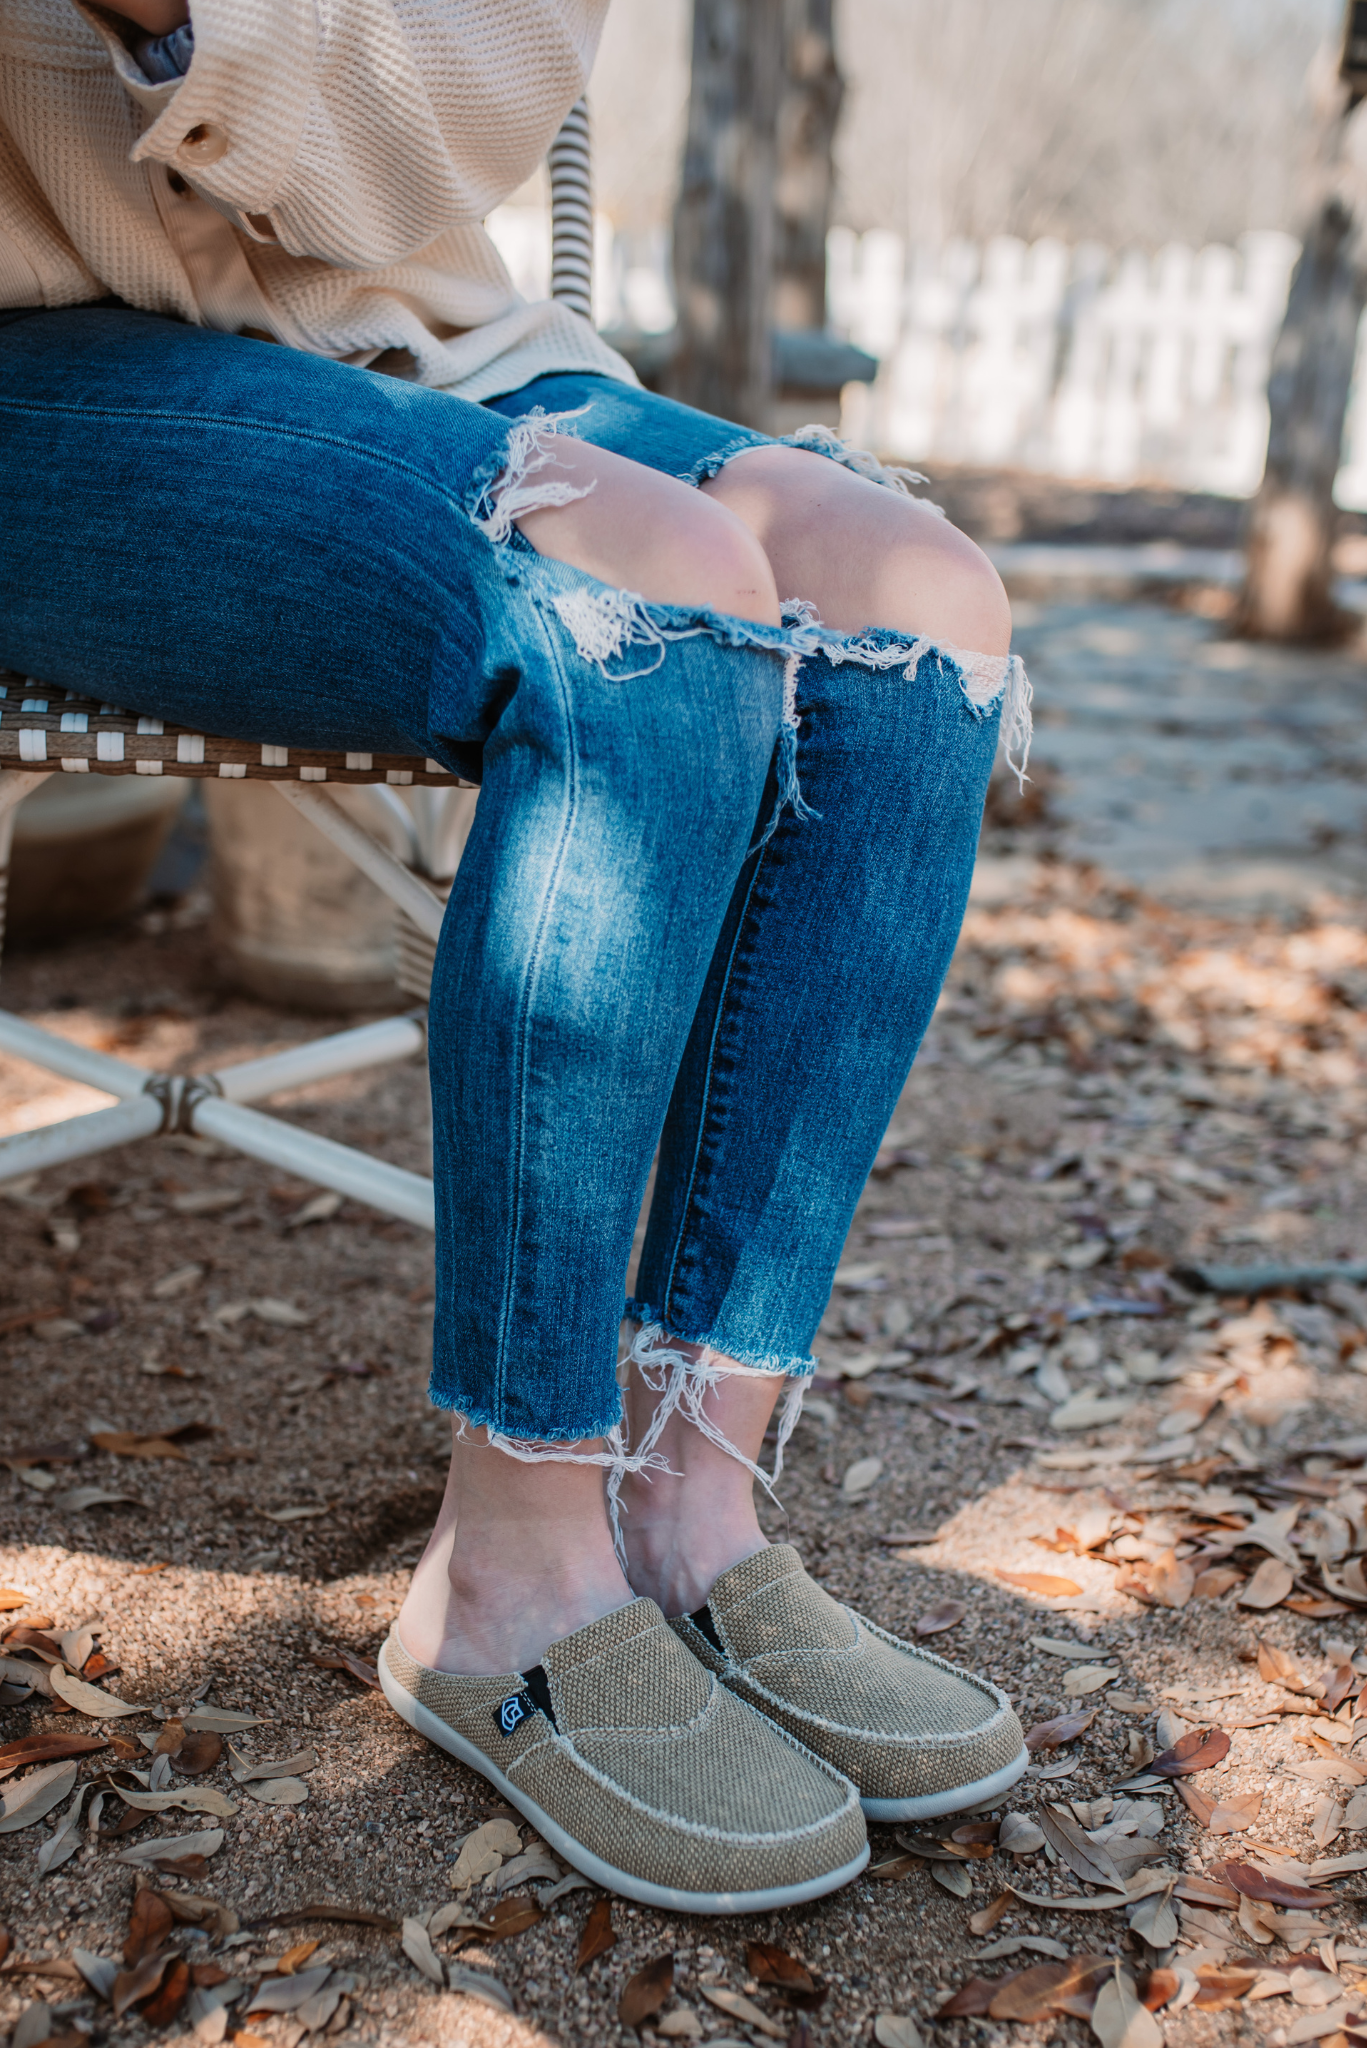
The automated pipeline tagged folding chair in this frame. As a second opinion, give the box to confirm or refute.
[0,105,595,1231]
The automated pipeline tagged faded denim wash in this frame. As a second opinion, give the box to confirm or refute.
[0,308,1021,1460]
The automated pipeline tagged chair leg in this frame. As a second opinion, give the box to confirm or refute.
[0,771,53,980]
[272,781,446,938]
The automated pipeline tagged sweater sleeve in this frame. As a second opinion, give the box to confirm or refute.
[111,0,609,268]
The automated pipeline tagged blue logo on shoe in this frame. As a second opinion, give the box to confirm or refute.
[495,1691,530,1736]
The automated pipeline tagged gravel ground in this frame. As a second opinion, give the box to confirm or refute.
[2,814,1367,2048]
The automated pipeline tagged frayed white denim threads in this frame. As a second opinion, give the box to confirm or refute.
[606,1322,807,1567]
[552,586,670,680]
[472,405,596,544]
[777,422,945,513]
[452,1411,671,1481]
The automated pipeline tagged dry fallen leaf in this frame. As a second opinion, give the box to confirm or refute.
[1223,1862,1328,1909]
[124,1889,174,1966]
[1238,1558,1296,1610]
[938,1979,999,2017]
[915,1601,966,1638]
[874,2019,924,2048]
[619,1954,674,2031]
[46,1669,143,1718]
[308,1648,380,1689]
[969,1893,1015,1936]
[575,1896,615,1972]
[842,1456,884,1497]
[1025,1709,1098,1752]
[746,1942,825,2007]
[1114,1551,1195,1609]
[996,1569,1084,1598]
[990,1957,1111,2022]
[700,1986,787,2038]
[1039,1804,1125,1891]
[1206,1789,1264,1834]
[0,1591,29,1612]
[0,1734,106,1781]
[1090,1965,1163,2048]
[111,1954,171,2019]
[0,1761,79,1835]
[1063,1666,1121,1698]
[933,1861,973,1897]
[1151,1727,1231,1777]
[173,1732,222,1777]
[998,1813,1046,1856]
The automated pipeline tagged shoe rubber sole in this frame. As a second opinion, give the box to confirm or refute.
[859,1742,1031,1822]
[380,1655,870,1916]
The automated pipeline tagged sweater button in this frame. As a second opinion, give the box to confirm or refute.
[178,123,228,165]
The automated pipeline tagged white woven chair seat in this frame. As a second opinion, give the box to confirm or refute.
[0,676,473,788]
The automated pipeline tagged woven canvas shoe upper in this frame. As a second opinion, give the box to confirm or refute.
[380,1597,865,1898]
[670,1546,1025,1806]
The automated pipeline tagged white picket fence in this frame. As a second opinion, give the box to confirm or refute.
[485,208,1367,509]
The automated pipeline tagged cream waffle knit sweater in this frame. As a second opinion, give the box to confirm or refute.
[0,0,635,399]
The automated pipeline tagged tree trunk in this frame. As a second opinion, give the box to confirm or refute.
[667,0,784,430]
[773,0,843,336]
[1237,191,1367,642]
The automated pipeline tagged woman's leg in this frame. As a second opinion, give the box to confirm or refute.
[0,311,789,1673]
[487,377,1018,1612]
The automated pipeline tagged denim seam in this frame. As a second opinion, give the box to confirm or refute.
[658,837,771,1331]
[0,397,480,518]
[492,591,582,1427]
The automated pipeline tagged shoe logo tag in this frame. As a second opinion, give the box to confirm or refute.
[495,1689,534,1737]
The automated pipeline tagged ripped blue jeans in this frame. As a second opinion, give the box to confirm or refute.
[0,310,1026,1475]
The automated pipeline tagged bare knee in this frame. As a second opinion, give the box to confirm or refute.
[508,438,780,627]
[703,443,1011,653]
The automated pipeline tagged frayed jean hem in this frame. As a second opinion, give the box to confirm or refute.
[622,1298,818,1381]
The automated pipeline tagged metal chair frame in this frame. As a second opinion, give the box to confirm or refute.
[0,105,595,1231]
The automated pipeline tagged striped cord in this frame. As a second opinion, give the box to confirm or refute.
[548,99,593,324]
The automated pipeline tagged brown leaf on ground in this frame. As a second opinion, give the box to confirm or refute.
[915,1601,966,1638]
[1140,1969,1180,2012]
[1207,1790,1264,1833]
[1193,1567,1246,1599]
[575,1897,615,1973]
[969,1894,1014,1936]
[1176,1780,1214,1825]
[138,1955,189,2028]
[172,1732,222,1777]
[1286,1599,1354,1618]
[254,1906,400,1932]
[308,1648,380,1689]
[938,1979,1000,2017]
[111,1954,170,2018]
[480,1896,542,1943]
[1192,1965,1258,2011]
[1091,1967,1164,2048]
[123,1890,173,1966]
[867,1854,922,1883]
[151,1720,185,1758]
[747,1942,826,2008]
[1258,1642,1312,1692]
[274,1941,320,1975]
[952,1821,1000,1846]
[1223,1862,1327,1908]
[996,1569,1084,1598]
[1039,1805,1125,1891]
[0,1591,29,1612]
[990,1958,1111,2022]
[190,1965,230,1990]
[1025,1709,1098,1752]
[618,1954,674,2030]
[1322,1664,1357,1715]
[1151,1728,1231,1776]
[1114,1551,1194,1609]
[90,1432,188,1460]
[1238,1558,1295,1609]
[0,1734,106,1781]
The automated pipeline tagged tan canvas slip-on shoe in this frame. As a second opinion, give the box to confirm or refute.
[670,1545,1028,1822]
[378,1596,868,1914]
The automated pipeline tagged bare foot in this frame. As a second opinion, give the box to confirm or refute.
[615,1342,786,1616]
[397,1421,632,1676]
